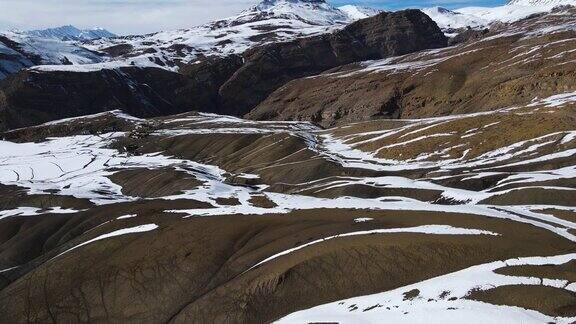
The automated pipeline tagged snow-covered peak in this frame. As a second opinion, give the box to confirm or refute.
[0,30,104,71]
[421,7,487,31]
[338,5,384,20]
[234,0,351,26]
[28,25,116,41]
[255,0,328,9]
[423,0,575,34]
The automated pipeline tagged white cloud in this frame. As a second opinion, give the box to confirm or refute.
[0,0,259,35]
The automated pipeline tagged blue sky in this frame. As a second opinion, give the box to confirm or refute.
[0,0,506,35]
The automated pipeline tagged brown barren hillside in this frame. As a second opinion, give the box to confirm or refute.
[249,7,576,126]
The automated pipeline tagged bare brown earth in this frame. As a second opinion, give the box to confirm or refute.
[0,185,93,211]
[248,7,576,126]
[468,285,576,317]
[109,168,203,198]
[0,208,574,323]
[3,112,138,143]
[496,261,576,282]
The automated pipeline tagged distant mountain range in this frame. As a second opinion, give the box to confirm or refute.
[0,0,380,79]
[28,25,116,41]
[0,0,574,83]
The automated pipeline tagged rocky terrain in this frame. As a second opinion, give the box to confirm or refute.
[0,0,575,323]
[0,9,446,130]
[2,0,575,130]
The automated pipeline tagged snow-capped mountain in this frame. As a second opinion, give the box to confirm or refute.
[338,5,383,20]
[28,25,116,41]
[0,30,104,79]
[79,0,381,71]
[0,26,113,79]
[420,7,486,32]
[422,0,575,33]
[4,0,380,77]
[244,0,351,25]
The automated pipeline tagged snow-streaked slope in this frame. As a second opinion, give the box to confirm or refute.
[457,4,562,24]
[0,41,34,79]
[1,95,575,321]
[421,7,487,31]
[247,0,351,25]
[424,2,575,32]
[276,254,576,324]
[54,224,158,259]
[28,25,116,41]
[338,5,383,20]
[0,31,104,66]
[249,225,498,270]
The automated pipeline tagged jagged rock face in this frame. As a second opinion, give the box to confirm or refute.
[177,55,245,113]
[248,8,576,126]
[0,9,446,130]
[447,27,489,45]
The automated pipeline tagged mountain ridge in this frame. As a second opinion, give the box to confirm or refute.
[28,25,116,41]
